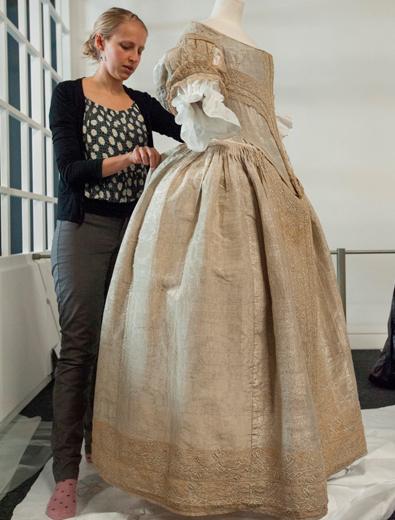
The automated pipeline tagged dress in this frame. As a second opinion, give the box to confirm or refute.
[92,21,367,520]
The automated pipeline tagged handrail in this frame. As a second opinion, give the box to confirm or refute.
[331,250,395,255]
[31,249,395,321]
[330,249,395,318]
[32,253,51,260]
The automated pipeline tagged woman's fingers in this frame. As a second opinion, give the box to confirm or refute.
[138,146,150,166]
[129,145,140,164]
[146,147,161,170]
[128,146,162,170]
[130,145,146,165]
[146,147,155,169]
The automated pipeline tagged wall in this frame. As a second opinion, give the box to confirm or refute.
[62,0,395,346]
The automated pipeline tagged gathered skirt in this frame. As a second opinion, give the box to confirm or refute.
[92,140,367,520]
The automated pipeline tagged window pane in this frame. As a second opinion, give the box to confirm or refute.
[41,3,44,57]
[50,17,57,71]
[0,196,2,256]
[43,136,47,195]
[6,0,18,28]
[32,199,45,251]
[26,0,30,40]
[52,77,58,110]
[30,197,33,249]
[27,54,32,118]
[29,127,33,191]
[31,129,44,195]
[7,33,20,110]
[42,68,46,126]
[44,202,48,250]
[51,78,59,199]
[9,116,21,190]
[46,202,57,250]
[53,140,59,198]
[10,196,22,254]
[24,198,32,252]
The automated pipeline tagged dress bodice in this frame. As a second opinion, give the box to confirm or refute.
[156,21,274,126]
[154,21,301,195]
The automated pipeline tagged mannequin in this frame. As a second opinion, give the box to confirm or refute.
[202,0,257,47]
[201,0,292,139]
[201,4,346,484]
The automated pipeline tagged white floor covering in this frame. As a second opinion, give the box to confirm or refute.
[11,406,395,520]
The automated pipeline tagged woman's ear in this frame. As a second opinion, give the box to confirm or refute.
[94,33,105,53]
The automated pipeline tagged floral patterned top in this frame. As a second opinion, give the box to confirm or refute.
[82,98,148,204]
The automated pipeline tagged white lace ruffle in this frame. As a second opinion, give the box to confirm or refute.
[171,77,241,152]
[276,113,293,139]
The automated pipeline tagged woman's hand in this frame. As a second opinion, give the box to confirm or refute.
[102,147,162,178]
[127,146,162,170]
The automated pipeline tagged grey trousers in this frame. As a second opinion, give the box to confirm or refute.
[50,212,130,482]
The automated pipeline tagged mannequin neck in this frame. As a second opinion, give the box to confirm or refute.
[202,0,257,47]
[210,0,245,27]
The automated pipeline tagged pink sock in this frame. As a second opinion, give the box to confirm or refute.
[46,478,77,520]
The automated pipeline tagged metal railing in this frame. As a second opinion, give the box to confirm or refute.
[32,253,51,260]
[33,249,395,321]
[331,249,395,318]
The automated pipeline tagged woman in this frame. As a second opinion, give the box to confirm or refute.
[46,8,181,520]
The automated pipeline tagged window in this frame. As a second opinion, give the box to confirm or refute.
[0,0,71,256]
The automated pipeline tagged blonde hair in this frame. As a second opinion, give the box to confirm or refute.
[82,7,148,61]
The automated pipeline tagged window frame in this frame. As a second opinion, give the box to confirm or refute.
[0,0,70,256]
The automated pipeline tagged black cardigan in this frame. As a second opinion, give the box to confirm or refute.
[49,78,182,223]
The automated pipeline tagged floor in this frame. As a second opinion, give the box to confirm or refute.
[0,349,394,520]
